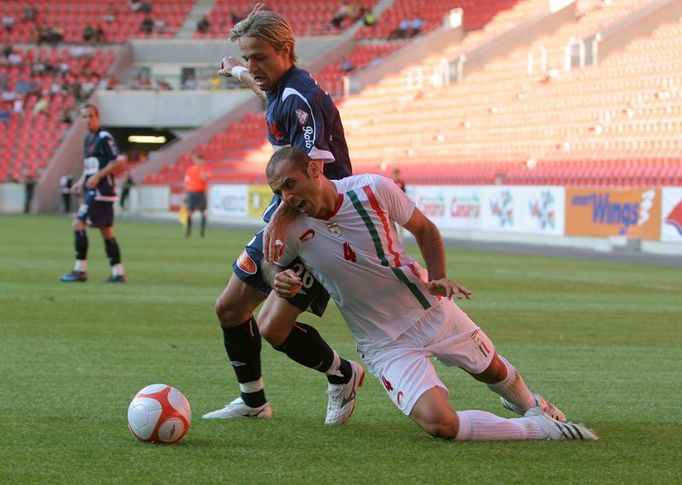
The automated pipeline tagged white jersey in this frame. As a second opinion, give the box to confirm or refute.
[279,174,440,351]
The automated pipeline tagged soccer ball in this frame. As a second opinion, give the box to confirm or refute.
[127,384,192,444]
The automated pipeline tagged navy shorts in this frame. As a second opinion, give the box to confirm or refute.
[232,229,330,317]
[77,190,114,227]
[186,191,207,211]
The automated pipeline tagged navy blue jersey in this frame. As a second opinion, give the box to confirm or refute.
[83,129,120,200]
[266,66,351,180]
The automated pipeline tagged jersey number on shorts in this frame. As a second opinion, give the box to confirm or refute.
[343,242,357,262]
[291,262,315,289]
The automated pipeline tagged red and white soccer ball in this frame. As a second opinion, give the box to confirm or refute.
[127,384,192,444]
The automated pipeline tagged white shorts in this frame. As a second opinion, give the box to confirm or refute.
[359,299,495,415]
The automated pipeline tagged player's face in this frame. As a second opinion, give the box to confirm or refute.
[239,35,292,92]
[81,107,100,133]
[269,161,321,217]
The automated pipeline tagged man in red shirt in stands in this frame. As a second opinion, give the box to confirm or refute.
[184,153,211,237]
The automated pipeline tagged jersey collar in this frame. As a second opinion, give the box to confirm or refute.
[315,193,344,220]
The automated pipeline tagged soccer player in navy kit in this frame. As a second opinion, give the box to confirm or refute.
[60,104,127,283]
[203,7,363,424]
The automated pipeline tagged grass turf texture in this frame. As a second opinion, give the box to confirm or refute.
[1,214,680,484]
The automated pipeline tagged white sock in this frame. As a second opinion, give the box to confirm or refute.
[112,263,124,276]
[456,410,546,441]
[487,355,536,412]
[74,259,87,272]
[325,351,342,377]
[239,377,264,394]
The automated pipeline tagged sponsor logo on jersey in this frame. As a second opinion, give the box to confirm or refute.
[326,222,342,237]
[665,201,682,235]
[302,125,314,149]
[295,108,309,126]
[299,229,315,242]
[236,250,257,274]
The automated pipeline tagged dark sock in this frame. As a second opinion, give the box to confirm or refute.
[200,215,206,237]
[222,318,266,407]
[275,322,352,384]
[74,230,88,262]
[186,214,192,236]
[104,237,121,266]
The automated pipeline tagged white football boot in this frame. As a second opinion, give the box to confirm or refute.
[325,361,365,426]
[525,407,598,441]
[202,397,272,420]
[501,393,567,422]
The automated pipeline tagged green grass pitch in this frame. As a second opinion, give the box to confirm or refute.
[1,214,680,484]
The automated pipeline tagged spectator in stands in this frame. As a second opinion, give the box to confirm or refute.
[23,4,38,22]
[330,1,357,28]
[154,19,168,34]
[156,78,173,91]
[183,153,210,237]
[362,10,377,27]
[182,72,198,90]
[340,56,355,73]
[59,174,73,213]
[407,17,424,37]
[197,16,211,34]
[388,19,411,40]
[59,104,127,284]
[83,24,95,43]
[3,14,15,32]
[60,107,73,125]
[32,95,49,116]
[140,15,154,34]
[35,25,50,45]
[48,26,64,46]
[13,95,24,115]
[93,25,105,43]
[129,0,142,12]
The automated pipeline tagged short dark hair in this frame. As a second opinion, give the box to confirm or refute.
[266,146,310,180]
[82,103,99,116]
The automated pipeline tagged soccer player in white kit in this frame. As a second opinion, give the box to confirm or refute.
[267,147,598,441]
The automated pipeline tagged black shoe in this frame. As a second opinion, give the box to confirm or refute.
[60,271,87,282]
[105,275,127,283]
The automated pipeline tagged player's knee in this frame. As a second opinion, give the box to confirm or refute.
[417,413,459,440]
[215,293,246,327]
[256,310,290,347]
[470,353,507,384]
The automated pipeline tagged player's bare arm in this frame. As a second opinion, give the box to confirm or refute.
[273,268,302,298]
[218,56,266,100]
[403,208,471,300]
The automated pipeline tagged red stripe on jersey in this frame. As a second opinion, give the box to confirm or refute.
[316,193,344,221]
[363,185,401,266]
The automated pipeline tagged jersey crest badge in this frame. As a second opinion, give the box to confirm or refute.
[299,229,315,242]
[326,222,342,238]
[295,109,309,126]
[236,250,257,274]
